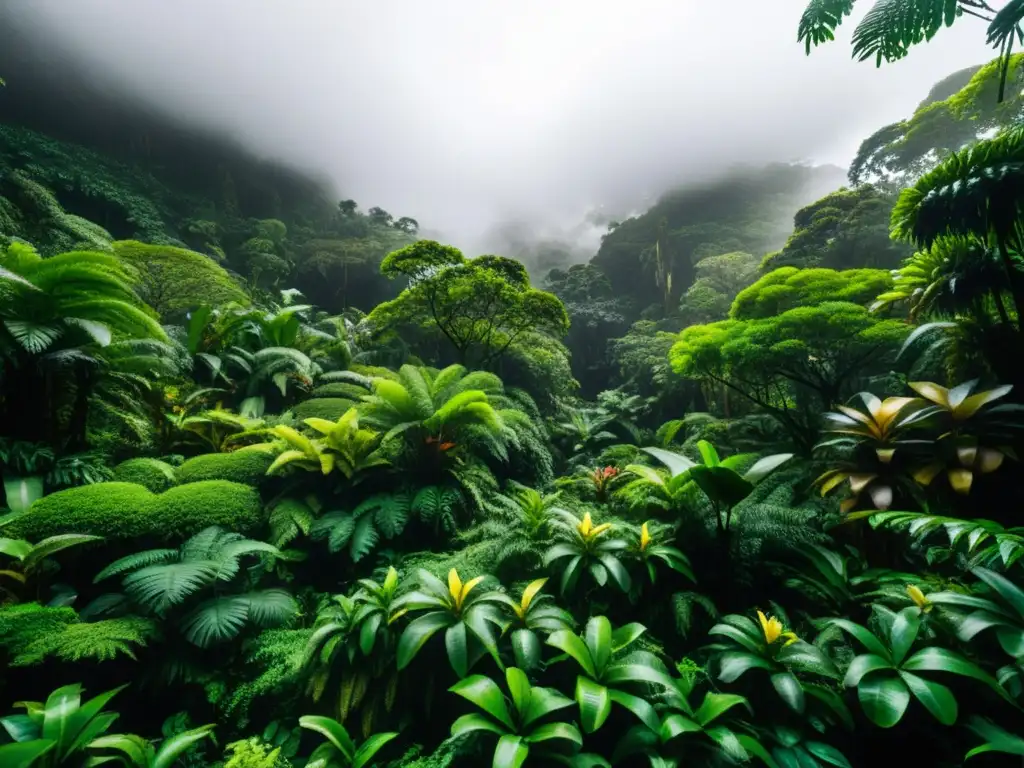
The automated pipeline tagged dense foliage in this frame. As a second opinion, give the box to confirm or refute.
[4,34,1024,768]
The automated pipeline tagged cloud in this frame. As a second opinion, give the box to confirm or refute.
[6,0,993,253]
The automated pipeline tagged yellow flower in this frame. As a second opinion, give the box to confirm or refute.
[758,610,800,646]
[578,512,612,540]
[907,584,932,613]
[447,568,484,611]
[515,578,548,620]
[640,522,652,552]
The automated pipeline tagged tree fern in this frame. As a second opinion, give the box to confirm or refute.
[349,514,380,562]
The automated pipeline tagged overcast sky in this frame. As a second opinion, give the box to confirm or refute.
[8,0,995,252]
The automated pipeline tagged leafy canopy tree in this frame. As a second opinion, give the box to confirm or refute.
[679,251,760,325]
[848,57,1024,190]
[369,240,569,368]
[730,267,894,320]
[798,0,1024,102]
[670,302,909,453]
[112,240,249,321]
[761,186,912,271]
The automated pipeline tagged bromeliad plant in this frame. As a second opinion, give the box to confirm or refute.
[816,381,1024,511]
[634,521,695,585]
[265,407,388,480]
[497,577,575,671]
[448,666,583,767]
[298,715,397,768]
[708,608,842,715]
[395,568,506,678]
[546,616,676,733]
[0,683,214,768]
[612,669,769,768]
[544,510,631,596]
[832,604,1013,727]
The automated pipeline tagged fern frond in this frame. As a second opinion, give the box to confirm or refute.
[123,561,219,615]
[94,548,178,583]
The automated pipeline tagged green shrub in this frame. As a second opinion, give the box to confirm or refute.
[5,482,155,540]
[149,481,263,538]
[112,457,177,492]
[310,383,368,399]
[6,480,262,540]
[290,398,357,421]
[176,450,275,486]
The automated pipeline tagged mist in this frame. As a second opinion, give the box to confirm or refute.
[6,0,993,255]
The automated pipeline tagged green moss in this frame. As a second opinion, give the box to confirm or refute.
[0,603,78,662]
[5,482,155,540]
[112,457,178,492]
[151,481,263,538]
[6,480,262,540]
[290,398,357,421]
[176,450,275,486]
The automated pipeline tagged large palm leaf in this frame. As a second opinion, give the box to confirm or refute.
[798,0,1022,102]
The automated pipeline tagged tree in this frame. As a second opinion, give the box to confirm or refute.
[761,186,913,271]
[848,57,1024,188]
[369,241,569,368]
[730,267,893,320]
[797,0,1023,102]
[338,199,358,216]
[670,302,909,453]
[679,251,760,325]
[112,240,249,320]
[367,207,394,227]
[393,216,419,234]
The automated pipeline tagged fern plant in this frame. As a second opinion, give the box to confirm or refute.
[93,526,297,648]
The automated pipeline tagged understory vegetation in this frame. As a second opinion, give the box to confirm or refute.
[5,12,1024,768]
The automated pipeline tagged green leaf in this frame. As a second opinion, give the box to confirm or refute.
[445,622,470,678]
[694,693,751,727]
[299,716,355,762]
[584,616,612,673]
[0,740,55,768]
[771,672,805,713]
[743,453,793,483]
[610,622,646,652]
[899,671,957,726]
[152,724,216,768]
[642,447,697,478]
[353,732,399,768]
[709,622,764,653]
[843,654,892,687]
[973,566,1024,620]
[493,734,529,768]
[596,553,632,593]
[717,651,774,682]
[805,741,853,768]
[450,713,509,738]
[525,722,583,747]
[778,641,840,678]
[857,673,910,728]
[547,630,596,677]
[902,647,1013,702]
[889,607,921,665]
[397,611,453,671]
[608,688,660,732]
[511,628,542,672]
[520,686,574,729]
[604,662,676,691]
[575,677,612,734]
[505,667,532,716]
[829,618,891,661]
[449,675,515,729]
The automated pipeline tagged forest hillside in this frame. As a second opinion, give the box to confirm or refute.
[5,7,1024,768]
